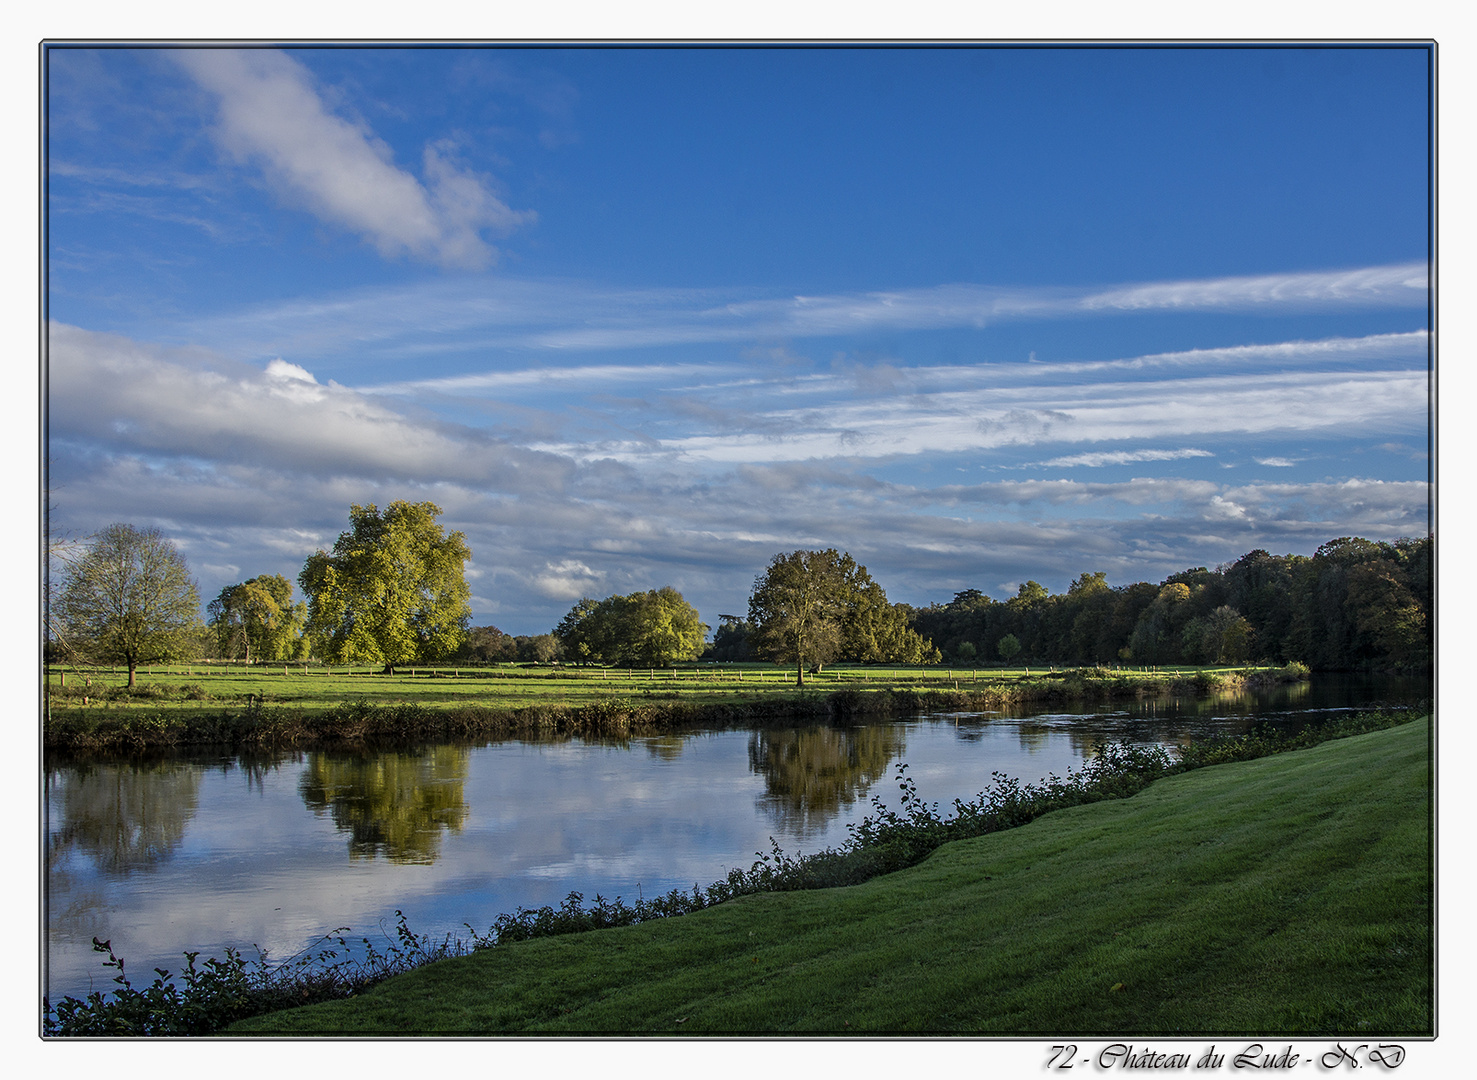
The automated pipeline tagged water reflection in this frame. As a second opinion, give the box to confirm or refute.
[747,725,907,835]
[299,747,470,864]
[46,761,204,875]
[44,674,1429,1003]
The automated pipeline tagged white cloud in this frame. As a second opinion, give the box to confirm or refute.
[1038,448,1215,468]
[1077,263,1427,313]
[1255,457,1297,467]
[552,368,1426,466]
[530,560,603,601]
[48,323,571,490]
[172,49,531,269]
[177,273,1429,363]
[265,358,317,383]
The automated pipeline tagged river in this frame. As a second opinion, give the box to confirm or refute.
[43,673,1429,1005]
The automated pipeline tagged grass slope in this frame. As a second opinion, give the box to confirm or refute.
[230,717,1431,1036]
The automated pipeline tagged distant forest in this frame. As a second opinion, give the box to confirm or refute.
[459,535,1430,674]
[901,535,1432,672]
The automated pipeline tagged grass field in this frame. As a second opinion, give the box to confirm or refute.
[42,661,1312,754]
[43,659,1283,714]
[226,715,1432,1036]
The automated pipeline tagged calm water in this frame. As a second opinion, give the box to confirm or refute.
[43,674,1428,1004]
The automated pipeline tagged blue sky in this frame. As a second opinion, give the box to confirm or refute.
[45,44,1433,635]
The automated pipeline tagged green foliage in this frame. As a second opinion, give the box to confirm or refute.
[457,625,517,662]
[909,535,1431,672]
[299,502,471,667]
[747,550,852,683]
[209,574,306,663]
[997,633,1021,662]
[747,549,939,683]
[706,615,755,661]
[555,587,708,667]
[55,523,203,685]
[45,912,471,1036]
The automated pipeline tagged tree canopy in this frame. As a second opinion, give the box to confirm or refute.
[55,523,202,686]
[747,549,939,684]
[208,574,306,663]
[910,534,1431,671]
[555,587,707,668]
[299,502,471,668]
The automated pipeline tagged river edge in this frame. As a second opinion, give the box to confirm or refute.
[44,665,1310,755]
[226,714,1431,1037]
[44,708,1427,1036]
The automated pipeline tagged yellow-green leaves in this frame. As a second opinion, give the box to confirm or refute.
[299,501,471,666]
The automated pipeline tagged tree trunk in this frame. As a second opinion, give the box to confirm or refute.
[796,657,804,686]
[127,662,137,688]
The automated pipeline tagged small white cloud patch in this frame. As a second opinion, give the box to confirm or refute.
[265,358,317,383]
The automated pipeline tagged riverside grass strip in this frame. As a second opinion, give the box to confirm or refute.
[42,662,1309,753]
[228,715,1431,1036]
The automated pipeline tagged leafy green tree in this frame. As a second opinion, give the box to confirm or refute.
[56,523,202,686]
[458,625,517,663]
[514,633,563,663]
[706,615,755,661]
[208,574,305,664]
[555,587,708,667]
[299,502,471,669]
[748,549,939,684]
[554,597,604,663]
[1129,582,1196,664]
[1182,605,1254,664]
[748,550,853,685]
[1345,560,1427,667]
[997,633,1021,664]
[843,589,941,666]
[955,641,977,662]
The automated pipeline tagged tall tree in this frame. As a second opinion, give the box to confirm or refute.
[56,523,202,686]
[208,574,305,663]
[555,587,708,667]
[707,615,755,662]
[748,549,938,683]
[748,550,853,685]
[299,502,471,669]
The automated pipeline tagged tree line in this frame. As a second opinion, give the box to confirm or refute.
[909,535,1431,672]
[49,498,1432,685]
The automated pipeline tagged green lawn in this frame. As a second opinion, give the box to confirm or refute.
[229,715,1432,1036]
[43,660,1264,715]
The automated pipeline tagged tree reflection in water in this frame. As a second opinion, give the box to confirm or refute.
[747,725,906,836]
[46,761,204,876]
[299,747,470,864]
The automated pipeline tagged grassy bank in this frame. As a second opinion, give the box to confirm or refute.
[227,714,1430,1036]
[43,661,1309,752]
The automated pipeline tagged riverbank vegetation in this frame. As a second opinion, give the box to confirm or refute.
[43,661,1311,753]
[45,708,1428,1035]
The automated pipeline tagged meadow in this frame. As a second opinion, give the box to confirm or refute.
[42,660,1305,753]
[44,658,1293,711]
[225,714,1432,1036]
